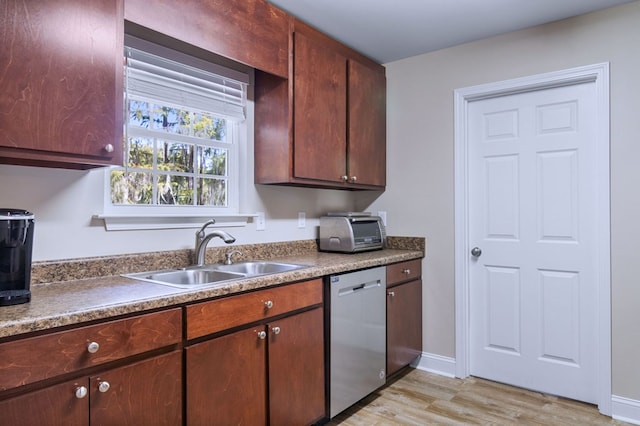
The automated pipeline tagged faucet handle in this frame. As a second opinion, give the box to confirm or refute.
[196,219,216,239]
[224,250,243,265]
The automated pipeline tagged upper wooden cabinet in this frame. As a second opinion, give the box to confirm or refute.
[124,0,289,78]
[0,0,124,169]
[348,59,387,188]
[255,20,386,190]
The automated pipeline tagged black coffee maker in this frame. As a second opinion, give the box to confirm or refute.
[0,209,34,306]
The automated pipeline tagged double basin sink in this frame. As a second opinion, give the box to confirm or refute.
[124,261,309,289]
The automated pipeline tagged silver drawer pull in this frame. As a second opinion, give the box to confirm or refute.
[402,269,411,275]
[87,341,100,354]
[98,381,110,393]
[257,330,267,340]
[271,326,281,335]
[264,300,274,309]
[75,386,88,399]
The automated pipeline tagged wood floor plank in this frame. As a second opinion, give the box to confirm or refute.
[328,368,628,425]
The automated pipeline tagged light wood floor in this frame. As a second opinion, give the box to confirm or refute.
[328,368,628,425]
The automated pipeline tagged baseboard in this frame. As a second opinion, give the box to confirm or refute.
[612,395,640,425]
[414,352,456,378]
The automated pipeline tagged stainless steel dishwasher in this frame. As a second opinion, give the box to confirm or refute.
[327,266,386,418]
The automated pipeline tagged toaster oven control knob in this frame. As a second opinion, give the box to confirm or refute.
[264,300,274,309]
[98,381,110,393]
[75,386,88,399]
[87,341,100,354]
[104,143,114,153]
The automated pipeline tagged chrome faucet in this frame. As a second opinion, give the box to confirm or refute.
[194,220,236,266]
[224,250,243,265]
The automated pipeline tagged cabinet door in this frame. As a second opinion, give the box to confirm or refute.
[387,279,423,376]
[348,60,386,188]
[90,351,182,426]
[0,378,89,426]
[269,308,325,425]
[293,30,347,184]
[0,0,123,168]
[186,327,267,425]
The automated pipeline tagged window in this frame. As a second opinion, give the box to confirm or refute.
[108,36,249,217]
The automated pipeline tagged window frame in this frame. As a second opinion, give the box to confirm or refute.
[98,36,252,231]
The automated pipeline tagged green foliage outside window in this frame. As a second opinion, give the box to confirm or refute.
[110,99,230,207]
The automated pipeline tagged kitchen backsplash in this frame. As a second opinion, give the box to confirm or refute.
[31,237,425,284]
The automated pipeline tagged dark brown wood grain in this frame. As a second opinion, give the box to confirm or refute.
[124,0,289,78]
[186,279,323,340]
[268,307,325,425]
[90,351,182,425]
[0,377,89,426]
[0,0,123,168]
[386,259,422,285]
[293,29,348,184]
[254,19,387,190]
[0,351,182,425]
[254,71,291,184]
[0,308,182,391]
[387,278,423,377]
[348,59,387,188]
[186,327,267,425]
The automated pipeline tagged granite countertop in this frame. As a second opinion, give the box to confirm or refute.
[0,240,424,340]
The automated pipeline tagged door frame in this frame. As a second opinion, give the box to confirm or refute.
[453,63,611,414]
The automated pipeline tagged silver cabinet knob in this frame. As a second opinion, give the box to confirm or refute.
[75,386,88,399]
[87,341,100,354]
[98,381,110,393]
[402,269,411,275]
[271,326,281,335]
[257,330,267,340]
[388,291,395,297]
[264,300,274,309]
[471,247,482,257]
[104,143,114,153]
[341,175,348,182]
[350,176,357,183]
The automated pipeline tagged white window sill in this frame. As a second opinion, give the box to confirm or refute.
[93,213,258,231]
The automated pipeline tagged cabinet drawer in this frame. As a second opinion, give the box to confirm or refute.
[0,308,182,392]
[186,279,323,340]
[387,259,422,286]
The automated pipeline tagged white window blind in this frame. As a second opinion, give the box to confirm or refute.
[124,35,249,121]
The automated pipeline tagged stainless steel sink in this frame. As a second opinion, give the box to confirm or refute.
[213,261,307,275]
[124,267,246,289]
[123,261,308,289]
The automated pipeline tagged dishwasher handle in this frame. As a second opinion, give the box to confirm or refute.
[337,279,381,296]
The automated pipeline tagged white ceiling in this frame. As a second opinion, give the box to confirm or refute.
[268,0,636,63]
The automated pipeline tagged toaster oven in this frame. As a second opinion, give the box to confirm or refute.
[319,213,386,253]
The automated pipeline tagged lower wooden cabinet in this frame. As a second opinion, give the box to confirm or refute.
[386,260,423,377]
[0,350,182,426]
[186,307,325,425]
[268,308,325,425]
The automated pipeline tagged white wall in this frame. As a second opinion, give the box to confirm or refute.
[359,0,640,401]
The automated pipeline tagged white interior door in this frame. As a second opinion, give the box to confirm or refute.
[467,81,599,403]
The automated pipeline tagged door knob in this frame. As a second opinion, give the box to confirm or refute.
[471,247,482,257]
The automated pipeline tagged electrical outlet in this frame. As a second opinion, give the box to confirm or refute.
[377,211,387,226]
[256,212,265,231]
[298,212,306,228]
